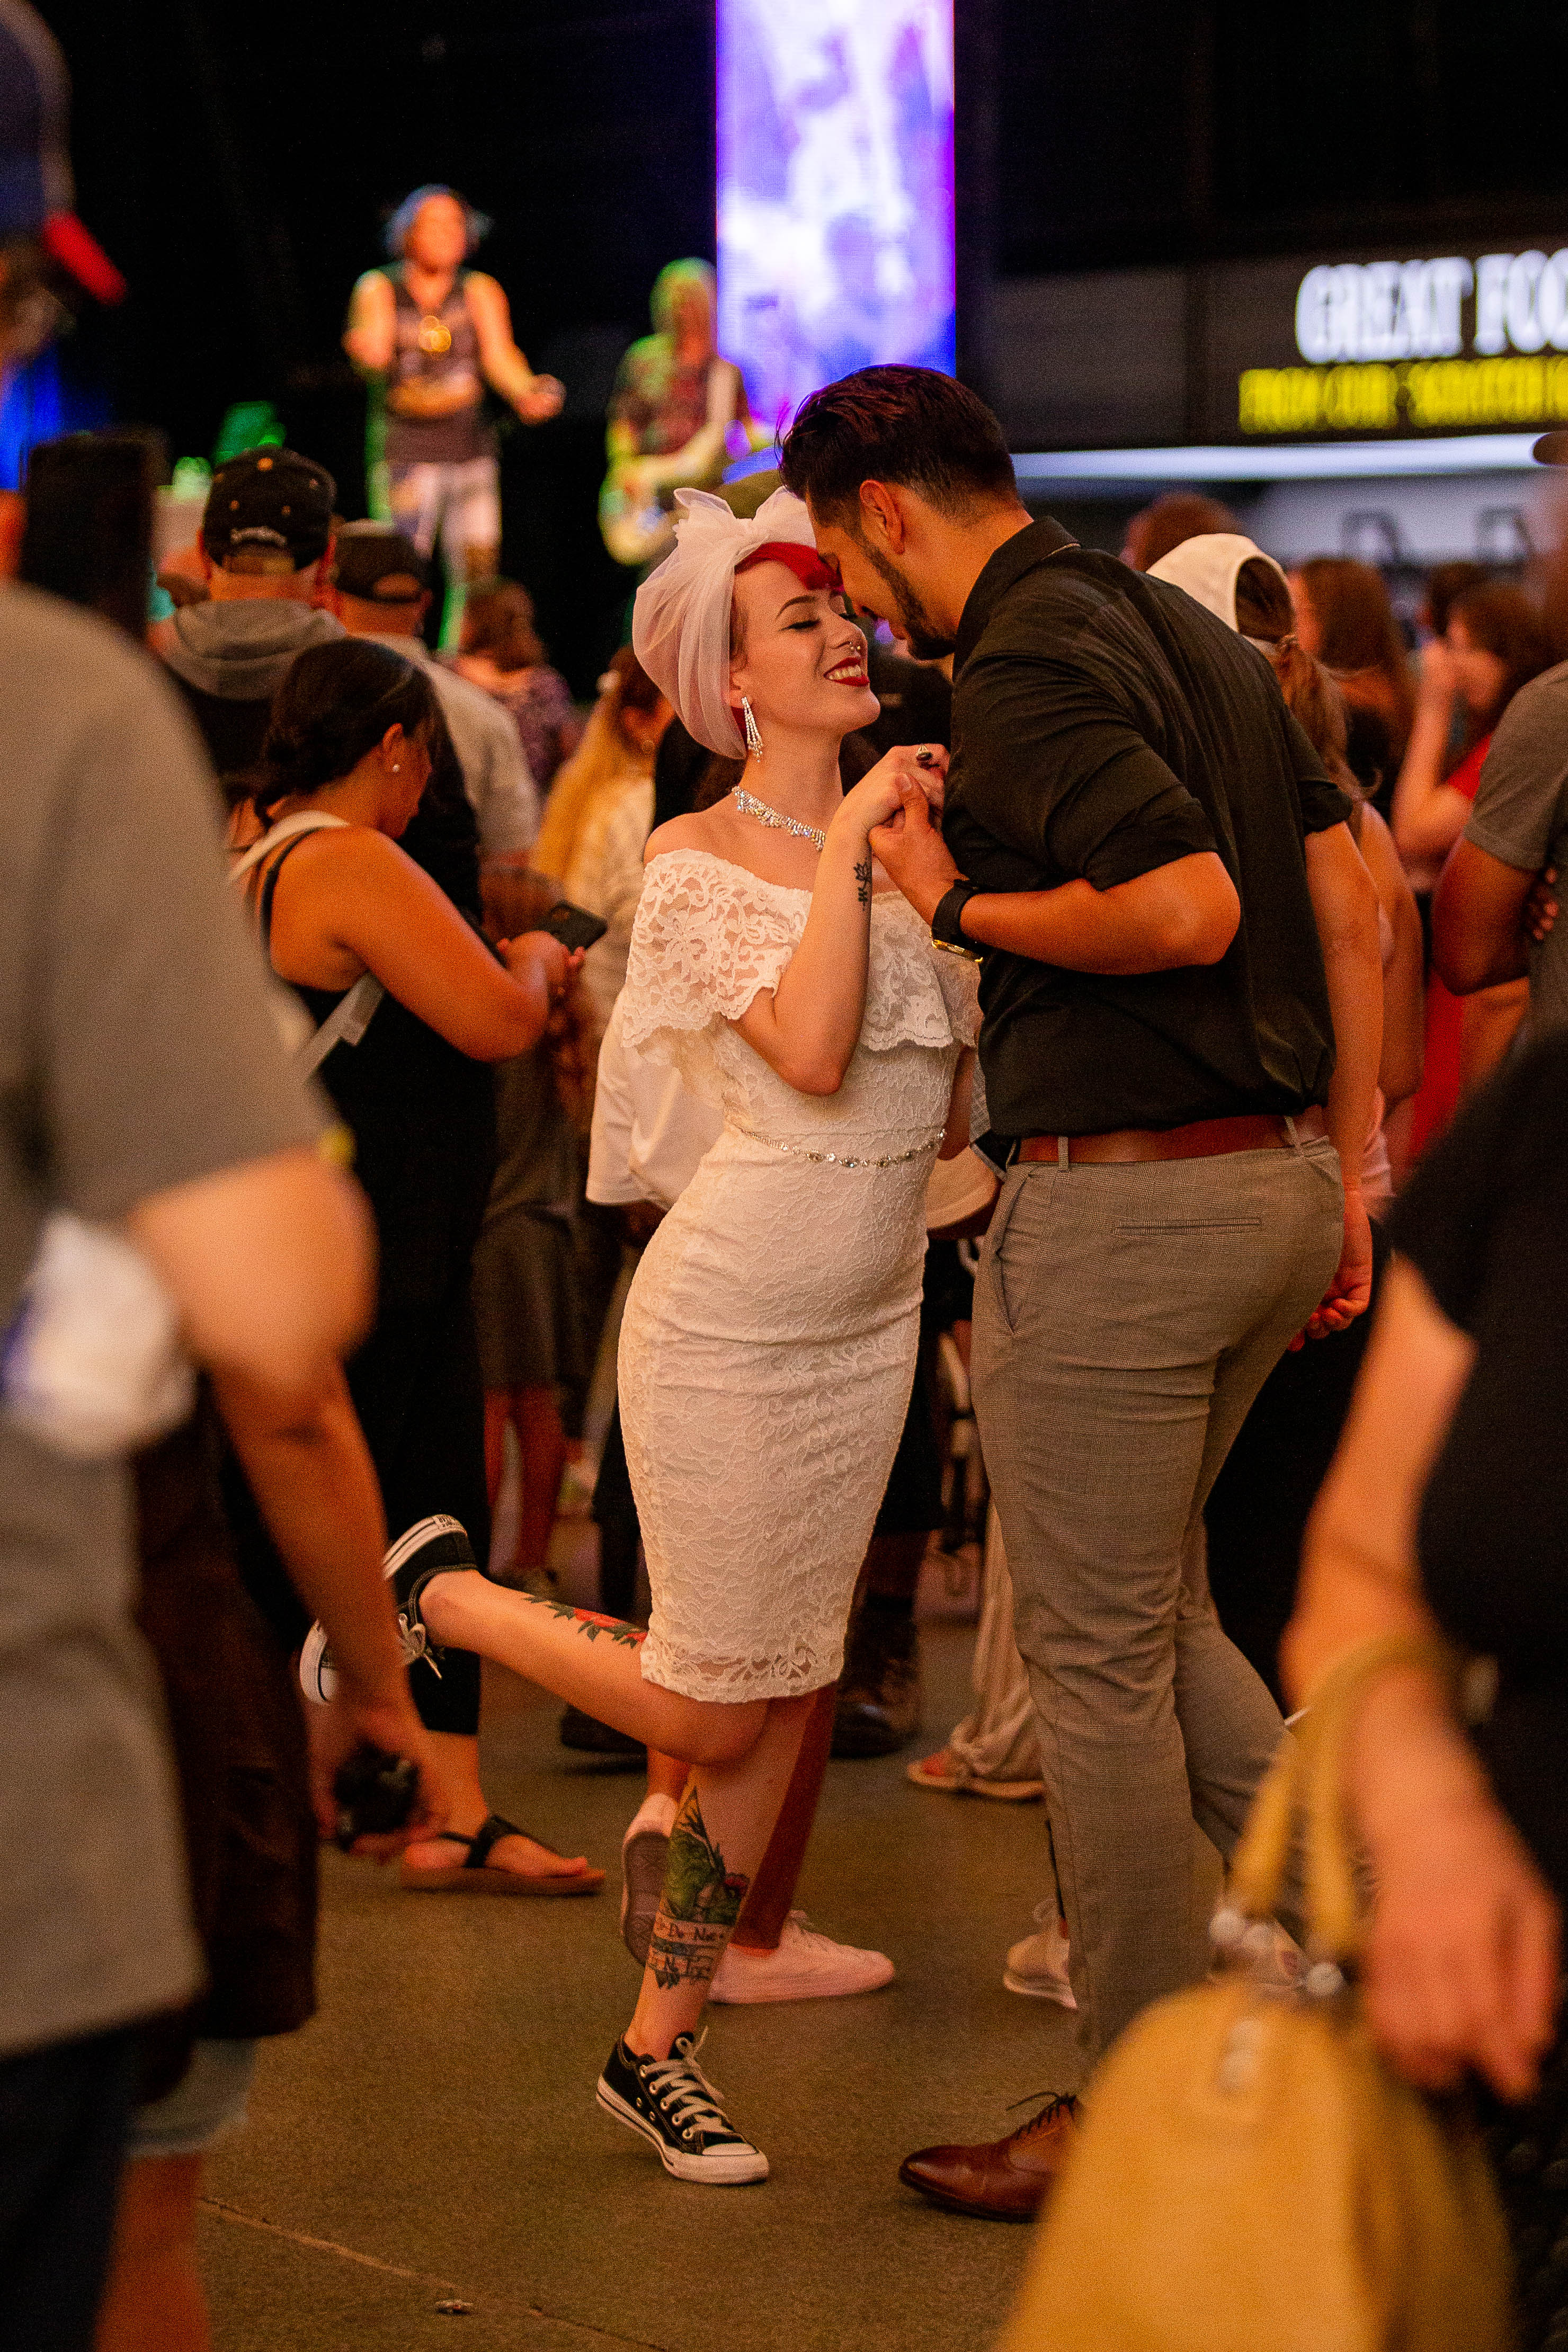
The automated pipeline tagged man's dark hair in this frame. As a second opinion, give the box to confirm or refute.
[778,366,1017,527]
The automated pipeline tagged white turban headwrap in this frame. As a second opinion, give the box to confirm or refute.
[631,485,823,758]
[1146,532,1289,635]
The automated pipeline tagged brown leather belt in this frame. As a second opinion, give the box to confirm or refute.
[1017,1106,1328,1168]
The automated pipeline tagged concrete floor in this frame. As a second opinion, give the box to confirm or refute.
[200,1602,1077,2352]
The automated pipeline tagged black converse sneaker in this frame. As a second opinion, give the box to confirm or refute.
[298,1514,476,1703]
[596,2031,769,2184]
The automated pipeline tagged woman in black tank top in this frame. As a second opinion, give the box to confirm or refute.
[232,639,600,1895]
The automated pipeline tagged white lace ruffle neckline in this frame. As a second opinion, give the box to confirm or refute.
[622,847,978,1063]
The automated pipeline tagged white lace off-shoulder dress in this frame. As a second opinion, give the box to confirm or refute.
[616,848,979,1704]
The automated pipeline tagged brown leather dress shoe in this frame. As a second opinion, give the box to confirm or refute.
[898,2093,1079,2220]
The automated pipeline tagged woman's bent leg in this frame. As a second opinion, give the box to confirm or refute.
[418,1571,767,1765]
[626,1694,817,2057]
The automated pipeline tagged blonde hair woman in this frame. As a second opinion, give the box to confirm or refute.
[532,645,672,1040]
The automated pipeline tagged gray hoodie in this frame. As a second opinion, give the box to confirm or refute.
[160,601,344,783]
[161,600,343,702]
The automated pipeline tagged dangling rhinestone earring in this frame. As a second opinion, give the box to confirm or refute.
[742,697,764,760]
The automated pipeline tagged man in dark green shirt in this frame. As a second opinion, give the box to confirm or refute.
[783,366,1382,2218]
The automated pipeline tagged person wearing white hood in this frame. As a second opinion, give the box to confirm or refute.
[301,486,978,2184]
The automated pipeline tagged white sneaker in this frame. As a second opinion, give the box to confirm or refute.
[708,1912,895,2004]
[1003,1903,1077,2008]
[620,1793,677,1966]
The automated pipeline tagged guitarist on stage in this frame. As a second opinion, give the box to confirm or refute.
[344,184,563,638]
[600,259,760,572]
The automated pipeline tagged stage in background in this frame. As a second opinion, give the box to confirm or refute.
[717,0,955,431]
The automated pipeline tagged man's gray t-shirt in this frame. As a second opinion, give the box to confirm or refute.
[1465,661,1568,1037]
[0,585,325,2059]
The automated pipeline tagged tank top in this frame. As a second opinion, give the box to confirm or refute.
[254,836,496,1312]
[384,268,495,468]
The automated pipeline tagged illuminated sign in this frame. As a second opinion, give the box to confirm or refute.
[716,0,955,431]
[1238,247,1568,436]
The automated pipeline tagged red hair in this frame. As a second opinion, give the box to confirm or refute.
[736,541,842,594]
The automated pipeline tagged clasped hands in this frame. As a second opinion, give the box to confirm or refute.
[844,746,959,923]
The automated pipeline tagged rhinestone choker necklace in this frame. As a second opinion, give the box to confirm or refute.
[732,786,826,853]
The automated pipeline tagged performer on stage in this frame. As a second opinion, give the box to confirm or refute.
[344,184,563,638]
[600,259,760,572]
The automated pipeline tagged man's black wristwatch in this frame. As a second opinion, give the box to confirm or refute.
[931,877,984,959]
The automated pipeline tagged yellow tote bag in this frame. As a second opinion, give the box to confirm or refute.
[999,1636,1514,2352]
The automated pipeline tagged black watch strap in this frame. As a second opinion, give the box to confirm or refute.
[931,878,983,958]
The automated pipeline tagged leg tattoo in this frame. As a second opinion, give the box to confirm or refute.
[647,1786,751,1992]
[542,1599,646,1649]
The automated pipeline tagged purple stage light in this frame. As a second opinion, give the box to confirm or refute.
[717,0,956,434]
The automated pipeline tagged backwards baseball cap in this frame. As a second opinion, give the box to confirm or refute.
[202,447,336,570]
[0,1,125,301]
[332,525,429,603]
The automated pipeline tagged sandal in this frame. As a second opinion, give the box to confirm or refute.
[906,1750,1045,1802]
[399,1812,605,1896]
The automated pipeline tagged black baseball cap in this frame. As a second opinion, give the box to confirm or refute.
[332,527,429,602]
[202,446,336,569]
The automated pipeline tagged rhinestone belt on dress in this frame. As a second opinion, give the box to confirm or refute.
[736,1125,943,1171]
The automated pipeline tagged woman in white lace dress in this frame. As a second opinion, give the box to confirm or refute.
[361,488,976,2183]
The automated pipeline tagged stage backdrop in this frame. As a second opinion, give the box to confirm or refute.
[717,0,955,432]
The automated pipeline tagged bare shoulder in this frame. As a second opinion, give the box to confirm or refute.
[285,823,424,893]
[643,807,733,868]
[464,271,506,311]
[351,269,393,307]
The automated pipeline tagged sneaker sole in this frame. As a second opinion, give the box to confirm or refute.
[594,2080,769,2184]
[619,1827,670,1966]
[298,1623,336,1705]
[383,1513,470,1583]
[1002,1967,1077,2009]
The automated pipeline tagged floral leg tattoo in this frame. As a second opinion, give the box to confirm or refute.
[541,1600,646,1649]
[647,1785,751,1991]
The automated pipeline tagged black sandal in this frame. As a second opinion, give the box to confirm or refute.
[400,1811,605,1896]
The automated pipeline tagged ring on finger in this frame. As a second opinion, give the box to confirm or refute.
[913,744,938,767]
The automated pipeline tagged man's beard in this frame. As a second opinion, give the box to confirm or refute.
[857,541,955,662]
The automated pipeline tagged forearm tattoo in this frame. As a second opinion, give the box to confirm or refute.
[854,856,872,907]
[542,1599,646,1650]
[647,1786,751,1990]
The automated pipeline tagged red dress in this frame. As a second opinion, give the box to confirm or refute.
[1407,734,1489,1160]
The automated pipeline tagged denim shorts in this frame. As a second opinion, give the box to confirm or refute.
[127,2037,257,2161]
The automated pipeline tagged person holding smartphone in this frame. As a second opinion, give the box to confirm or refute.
[229,635,605,1899]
